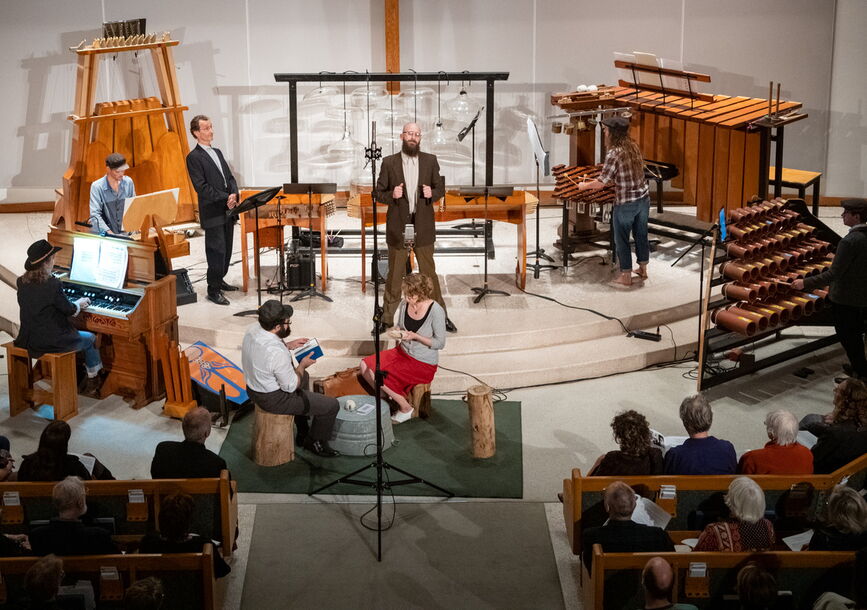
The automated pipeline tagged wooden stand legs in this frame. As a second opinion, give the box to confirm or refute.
[4,343,78,421]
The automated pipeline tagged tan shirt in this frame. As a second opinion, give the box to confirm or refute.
[401,152,419,214]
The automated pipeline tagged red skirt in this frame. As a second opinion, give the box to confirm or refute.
[362,345,437,396]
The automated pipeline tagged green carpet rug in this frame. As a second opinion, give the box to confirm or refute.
[219,399,523,498]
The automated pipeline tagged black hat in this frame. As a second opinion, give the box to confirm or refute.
[25,239,61,271]
[601,116,630,132]
[105,152,129,171]
[258,300,293,326]
[841,198,867,214]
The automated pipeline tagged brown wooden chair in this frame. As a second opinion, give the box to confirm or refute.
[4,342,77,421]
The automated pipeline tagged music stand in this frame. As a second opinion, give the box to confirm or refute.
[228,186,281,317]
[525,117,558,278]
[282,183,336,303]
[458,185,514,303]
[453,105,484,232]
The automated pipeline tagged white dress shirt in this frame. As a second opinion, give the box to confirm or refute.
[201,144,227,186]
[241,323,299,394]
[401,152,419,214]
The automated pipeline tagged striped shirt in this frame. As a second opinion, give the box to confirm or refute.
[599,146,648,205]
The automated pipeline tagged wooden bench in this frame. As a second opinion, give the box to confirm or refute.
[0,471,237,558]
[4,342,78,421]
[562,453,867,555]
[0,546,216,609]
[584,546,855,610]
[769,166,823,215]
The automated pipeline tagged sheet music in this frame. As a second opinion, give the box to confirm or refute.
[69,236,129,289]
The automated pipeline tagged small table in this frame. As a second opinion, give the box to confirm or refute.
[330,395,394,456]
[769,167,822,216]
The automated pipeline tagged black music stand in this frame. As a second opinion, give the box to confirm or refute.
[282,183,336,303]
[526,118,557,278]
[228,186,281,317]
[453,105,483,232]
[310,121,452,562]
[459,186,513,303]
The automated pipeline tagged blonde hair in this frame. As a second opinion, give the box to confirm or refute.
[826,486,867,534]
[20,257,53,284]
[725,477,766,524]
[832,378,867,428]
[402,273,434,302]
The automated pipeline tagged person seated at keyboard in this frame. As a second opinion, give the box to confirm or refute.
[16,239,106,397]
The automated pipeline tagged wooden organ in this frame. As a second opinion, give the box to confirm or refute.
[47,228,178,408]
[54,35,196,234]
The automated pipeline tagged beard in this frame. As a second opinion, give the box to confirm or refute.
[401,140,419,157]
[276,325,291,339]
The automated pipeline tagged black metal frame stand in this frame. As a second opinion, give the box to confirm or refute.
[310,121,453,562]
[460,186,513,303]
[282,183,335,303]
[527,161,557,278]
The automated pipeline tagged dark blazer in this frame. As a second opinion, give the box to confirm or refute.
[582,519,674,571]
[150,440,227,479]
[374,151,445,247]
[15,276,80,357]
[186,144,239,230]
[812,423,867,474]
[30,518,118,556]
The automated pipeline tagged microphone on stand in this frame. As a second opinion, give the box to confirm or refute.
[457,106,484,142]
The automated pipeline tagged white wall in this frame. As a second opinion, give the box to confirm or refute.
[0,0,858,199]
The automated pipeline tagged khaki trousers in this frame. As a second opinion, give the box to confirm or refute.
[383,244,446,325]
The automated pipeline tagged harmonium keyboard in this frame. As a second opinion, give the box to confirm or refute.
[48,228,178,408]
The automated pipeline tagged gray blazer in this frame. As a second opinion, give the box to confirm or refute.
[395,300,446,365]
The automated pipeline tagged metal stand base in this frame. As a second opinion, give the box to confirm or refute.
[310,458,454,498]
[290,285,332,303]
[471,284,509,304]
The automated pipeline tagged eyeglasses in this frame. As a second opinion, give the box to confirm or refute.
[402,131,421,137]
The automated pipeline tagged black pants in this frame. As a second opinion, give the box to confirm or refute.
[833,301,867,378]
[246,386,339,442]
[205,221,235,292]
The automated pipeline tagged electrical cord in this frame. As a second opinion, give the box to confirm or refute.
[516,285,631,334]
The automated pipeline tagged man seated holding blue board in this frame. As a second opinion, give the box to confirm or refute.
[241,300,340,458]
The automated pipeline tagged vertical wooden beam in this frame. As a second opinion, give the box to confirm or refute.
[385,0,400,93]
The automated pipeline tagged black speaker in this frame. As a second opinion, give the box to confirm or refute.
[171,268,197,306]
[371,251,388,284]
[285,252,314,289]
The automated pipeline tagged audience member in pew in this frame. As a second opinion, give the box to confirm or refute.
[23,554,64,610]
[151,407,230,478]
[694,477,775,552]
[582,480,674,571]
[805,379,867,474]
[809,486,867,551]
[125,577,165,609]
[738,410,814,475]
[241,300,340,456]
[813,547,867,610]
[0,434,16,481]
[16,239,106,397]
[664,394,737,475]
[139,491,230,578]
[640,556,699,610]
[736,562,778,610]
[588,410,664,476]
[29,476,118,556]
[17,420,114,482]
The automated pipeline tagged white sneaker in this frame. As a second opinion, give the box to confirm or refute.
[391,410,413,424]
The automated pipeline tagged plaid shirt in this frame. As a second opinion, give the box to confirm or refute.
[599,146,648,205]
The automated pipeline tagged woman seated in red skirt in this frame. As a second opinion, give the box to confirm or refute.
[361,273,446,424]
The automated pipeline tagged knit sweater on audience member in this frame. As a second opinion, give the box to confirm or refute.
[663,436,737,475]
[693,518,775,552]
[737,441,814,475]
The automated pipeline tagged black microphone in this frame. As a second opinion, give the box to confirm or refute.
[457,106,484,142]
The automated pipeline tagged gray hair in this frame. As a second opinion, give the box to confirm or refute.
[679,394,713,435]
[725,477,766,523]
[826,486,867,535]
[604,480,637,519]
[52,476,85,514]
[182,407,211,444]
[765,409,799,446]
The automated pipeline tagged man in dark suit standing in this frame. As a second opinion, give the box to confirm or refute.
[373,122,456,334]
[186,115,240,306]
[151,407,228,479]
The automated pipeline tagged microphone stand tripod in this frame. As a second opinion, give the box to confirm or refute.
[462,185,514,303]
[453,106,483,233]
[310,121,453,562]
[527,159,558,278]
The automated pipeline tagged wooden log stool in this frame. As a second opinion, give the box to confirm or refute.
[252,404,295,466]
[409,383,431,419]
[769,167,822,215]
[465,384,496,458]
[4,342,78,421]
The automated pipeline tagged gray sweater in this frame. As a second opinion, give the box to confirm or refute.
[395,300,446,365]
[803,225,867,307]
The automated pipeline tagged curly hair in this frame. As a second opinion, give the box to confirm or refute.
[611,410,653,457]
[605,126,644,177]
[20,257,53,285]
[158,491,195,542]
[831,378,867,428]
[401,272,434,302]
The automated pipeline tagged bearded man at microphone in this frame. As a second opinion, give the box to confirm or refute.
[372,122,456,335]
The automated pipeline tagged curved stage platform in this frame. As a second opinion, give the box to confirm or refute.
[177,210,706,393]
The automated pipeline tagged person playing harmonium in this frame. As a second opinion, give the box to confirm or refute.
[89,152,135,235]
[360,273,446,424]
[15,240,105,397]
